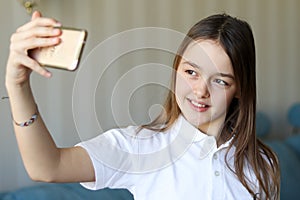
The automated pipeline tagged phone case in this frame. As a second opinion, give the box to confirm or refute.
[30,27,87,71]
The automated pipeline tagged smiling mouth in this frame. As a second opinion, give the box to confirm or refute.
[187,98,210,110]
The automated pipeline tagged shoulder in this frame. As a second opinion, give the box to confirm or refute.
[79,123,180,154]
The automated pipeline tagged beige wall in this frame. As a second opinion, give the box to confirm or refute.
[0,0,299,191]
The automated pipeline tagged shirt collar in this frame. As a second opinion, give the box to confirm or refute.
[175,115,233,154]
[175,114,213,142]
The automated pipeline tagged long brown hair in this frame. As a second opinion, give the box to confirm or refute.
[142,14,280,199]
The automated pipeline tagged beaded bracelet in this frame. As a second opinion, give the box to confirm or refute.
[13,108,39,127]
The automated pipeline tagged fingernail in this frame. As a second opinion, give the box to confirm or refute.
[52,37,60,42]
[46,72,52,78]
[54,22,62,27]
[52,28,59,34]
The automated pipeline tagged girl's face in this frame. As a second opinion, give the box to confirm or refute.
[175,39,238,137]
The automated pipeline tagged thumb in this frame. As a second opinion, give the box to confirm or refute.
[31,11,42,21]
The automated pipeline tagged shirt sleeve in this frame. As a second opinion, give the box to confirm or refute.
[75,127,140,191]
[76,136,106,190]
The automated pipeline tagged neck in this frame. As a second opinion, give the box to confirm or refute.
[198,124,225,147]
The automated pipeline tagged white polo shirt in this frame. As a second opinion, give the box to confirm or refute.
[77,115,260,200]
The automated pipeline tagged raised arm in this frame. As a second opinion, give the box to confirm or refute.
[5,11,95,183]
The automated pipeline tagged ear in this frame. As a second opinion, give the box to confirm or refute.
[234,86,241,99]
[234,94,240,99]
[234,91,241,99]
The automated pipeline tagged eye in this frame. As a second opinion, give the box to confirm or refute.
[185,70,197,76]
[214,79,229,86]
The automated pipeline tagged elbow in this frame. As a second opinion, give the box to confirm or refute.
[29,176,56,183]
[27,169,58,183]
[24,159,61,183]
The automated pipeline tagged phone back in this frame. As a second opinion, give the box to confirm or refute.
[30,27,87,71]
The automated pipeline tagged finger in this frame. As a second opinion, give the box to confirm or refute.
[10,33,61,54]
[17,17,61,33]
[12,26,62,43]
[31,10,42,20]
[14,53,52,78]
[25,37,61,52]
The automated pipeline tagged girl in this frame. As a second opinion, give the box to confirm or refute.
[6,11,280,199]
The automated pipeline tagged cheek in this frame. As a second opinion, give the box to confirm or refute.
[210,89,235,108]
[175,73,192,96]
[175,74,191,110]
[224,88,237,107]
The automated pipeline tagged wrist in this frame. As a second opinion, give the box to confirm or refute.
[13,104,39,127]
[5,79,30,95]
[6,81,37,124]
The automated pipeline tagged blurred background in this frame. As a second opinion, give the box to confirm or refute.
[0,0,299,197]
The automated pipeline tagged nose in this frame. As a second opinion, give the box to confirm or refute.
[192,77,210,99]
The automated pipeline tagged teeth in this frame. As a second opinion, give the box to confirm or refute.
[191,100,206,108]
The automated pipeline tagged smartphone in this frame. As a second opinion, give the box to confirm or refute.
[29,27,87,71]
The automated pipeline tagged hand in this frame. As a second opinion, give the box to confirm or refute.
[5,11,62,88]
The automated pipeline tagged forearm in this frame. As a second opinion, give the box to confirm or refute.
[5,11,95,183]
[6,81,61,182]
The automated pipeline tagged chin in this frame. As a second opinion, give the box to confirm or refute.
[182,112,209,128]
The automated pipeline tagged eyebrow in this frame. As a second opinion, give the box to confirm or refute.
[182,60,235,80]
